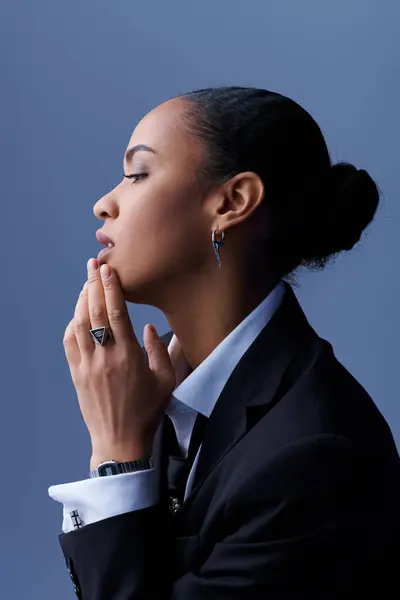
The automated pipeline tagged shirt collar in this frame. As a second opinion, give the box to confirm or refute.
[166,280,285,418]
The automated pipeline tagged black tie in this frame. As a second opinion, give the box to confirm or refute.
[165,412,208,508]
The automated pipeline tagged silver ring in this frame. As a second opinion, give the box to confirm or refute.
[89,326,114,346]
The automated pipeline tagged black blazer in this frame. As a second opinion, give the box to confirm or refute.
[58,284,400,599]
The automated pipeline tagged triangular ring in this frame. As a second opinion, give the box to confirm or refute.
[89,326,114,346]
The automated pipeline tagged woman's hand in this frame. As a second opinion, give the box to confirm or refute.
[63,258,176,470]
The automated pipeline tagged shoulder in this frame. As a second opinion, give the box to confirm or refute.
[295,336,394,447]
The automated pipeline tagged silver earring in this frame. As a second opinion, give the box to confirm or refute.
[212,227,225,268]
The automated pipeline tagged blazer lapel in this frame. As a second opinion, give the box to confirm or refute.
[143,283,316,514]
[184,283,315,503]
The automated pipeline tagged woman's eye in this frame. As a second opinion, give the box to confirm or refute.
[123,173,148,185]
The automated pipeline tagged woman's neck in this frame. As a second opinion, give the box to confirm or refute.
[162,270,280,370]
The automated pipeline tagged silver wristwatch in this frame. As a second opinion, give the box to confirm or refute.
[89,457,154,478]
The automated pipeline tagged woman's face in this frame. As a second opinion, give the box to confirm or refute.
[93,98,212,306]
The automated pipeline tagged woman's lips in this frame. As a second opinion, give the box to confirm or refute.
[97,245,114,260]
[96,229,115,261]
[96,230,115,246]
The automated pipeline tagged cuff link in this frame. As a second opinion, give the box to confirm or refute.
[69,510,82,530]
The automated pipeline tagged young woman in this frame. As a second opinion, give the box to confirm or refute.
[49,87,400,599]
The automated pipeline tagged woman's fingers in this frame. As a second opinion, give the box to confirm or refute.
[144,325,176,395]
[63,318,80,366]
[74,281,94,355]
[99,263,138,347]
[87,259,110,338]
[66,258,139,366]
[168,333,193,386]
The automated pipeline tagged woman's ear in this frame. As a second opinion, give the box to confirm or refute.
[216,171,265,231]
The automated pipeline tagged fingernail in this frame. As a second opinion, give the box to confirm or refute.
[100,264,112,280]
[87,258,98,272]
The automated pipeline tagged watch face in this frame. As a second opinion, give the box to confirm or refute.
[98,462,119,476]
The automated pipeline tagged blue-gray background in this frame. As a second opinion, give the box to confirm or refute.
[2,1,399,598]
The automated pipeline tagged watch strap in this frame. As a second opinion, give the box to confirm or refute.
[89,457,154,478]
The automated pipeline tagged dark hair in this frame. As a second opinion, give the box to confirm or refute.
[179,86,380,276]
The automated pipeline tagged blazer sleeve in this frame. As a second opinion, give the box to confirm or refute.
[57,434,389,600]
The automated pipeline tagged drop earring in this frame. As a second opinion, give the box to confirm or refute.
[212,226,225,268]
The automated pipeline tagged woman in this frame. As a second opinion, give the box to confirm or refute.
[49,87,400,599]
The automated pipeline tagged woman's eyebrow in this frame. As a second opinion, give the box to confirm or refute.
[124,144,157,166]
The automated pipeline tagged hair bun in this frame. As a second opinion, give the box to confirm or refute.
[301,162,380,265]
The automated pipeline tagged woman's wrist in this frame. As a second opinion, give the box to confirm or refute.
[90,443,153,471]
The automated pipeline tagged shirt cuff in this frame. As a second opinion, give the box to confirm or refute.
[48,468,158,533]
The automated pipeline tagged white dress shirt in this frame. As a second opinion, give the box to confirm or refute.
[48,281,285,533]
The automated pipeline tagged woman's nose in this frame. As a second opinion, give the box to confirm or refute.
[93,192,117,220]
